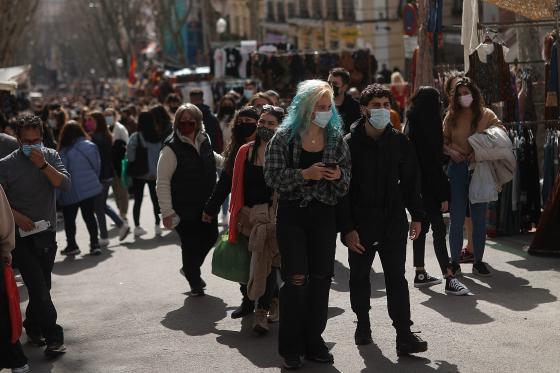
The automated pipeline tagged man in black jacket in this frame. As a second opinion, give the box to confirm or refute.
[328,68,361,135]
[189,89,223,153]
[338,84,428,356]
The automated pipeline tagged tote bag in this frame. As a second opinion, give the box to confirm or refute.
[211,233,250,284]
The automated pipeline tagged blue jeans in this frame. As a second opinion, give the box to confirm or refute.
[448,161,488,263]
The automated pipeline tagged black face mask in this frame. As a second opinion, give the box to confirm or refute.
[332,86,340,97]
[220,106,235,116]
[257,126,275,142]
[233,122,257,140]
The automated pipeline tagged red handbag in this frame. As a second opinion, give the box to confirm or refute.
[4,265,22,344]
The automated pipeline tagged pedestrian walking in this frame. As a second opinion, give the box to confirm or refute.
[443,71,475,264]
[90,112,130,245]
[57,121,103,256]
[328,67,361,135]
[128,112,162,237]
[203,106,260,318]
[105,108,130,223]
[0,114,70,357]
[338,83,428,355]
[405,87,470,296]
[189,89,223,153]
[0,185,29,373]
[150,104,173,141]
[228,104,285,335]
[157,104,219,296]
[264,80,351,369]
[444,77,503,277]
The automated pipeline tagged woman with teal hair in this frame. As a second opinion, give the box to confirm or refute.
[264,79,351,369]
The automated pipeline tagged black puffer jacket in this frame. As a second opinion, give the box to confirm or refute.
[91,133,115,180]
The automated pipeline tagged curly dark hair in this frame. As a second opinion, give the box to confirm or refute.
[15,113,43,138]
[223,106,259,173]
[359,83,393,107]
[447,77,485,132]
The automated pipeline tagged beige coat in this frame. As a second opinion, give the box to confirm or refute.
[0,185,15,257]
[468,126,516,203]
[243,203,280,301]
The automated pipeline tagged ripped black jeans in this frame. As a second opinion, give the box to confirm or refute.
[276,200,337,358]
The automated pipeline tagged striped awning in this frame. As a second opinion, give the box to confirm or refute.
[484,0,555,20]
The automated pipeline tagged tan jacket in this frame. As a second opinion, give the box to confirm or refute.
[0,185,15,257]
[444,108,501,156]
[243,203,280,301]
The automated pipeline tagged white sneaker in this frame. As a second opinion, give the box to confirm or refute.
[119,222,130,241]
[99,238,110,247]
[155,224,163,236]
[12,364,30,373]
[134,226,147,237]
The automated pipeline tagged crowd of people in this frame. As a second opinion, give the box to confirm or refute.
[0,65,515,371]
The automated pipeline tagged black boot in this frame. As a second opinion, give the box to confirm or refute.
[354,321,373,346]
[231,297,254,319]
[396,331,428,356]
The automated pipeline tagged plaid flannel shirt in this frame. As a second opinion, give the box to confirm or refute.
[264,128,351,207]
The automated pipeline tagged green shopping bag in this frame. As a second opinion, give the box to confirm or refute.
[211,233,250,284]
[121,158,132,189]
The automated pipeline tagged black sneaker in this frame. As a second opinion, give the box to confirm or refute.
[60,246,80,256]
[473,261,491,277]
[354,321,373,345]
[190,286,205,296]
[90,244,102,256]
[445,277,470,296]
[413,271,442,288]
[396,331,428,356]
[283,355,303,370]
[231,298,255,319]
[44,342,66,357]
[305,350,334,364]
[27,332,46,347]
[450,262,462,277]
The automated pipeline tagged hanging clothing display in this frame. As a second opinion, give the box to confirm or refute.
[529,170,560,256]
[461,0,479,74]
[487,125,543,236]
[542,128,560,204]
[467,43,514,105]
[250,49,376,98]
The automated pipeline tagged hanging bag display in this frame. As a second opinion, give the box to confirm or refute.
[3,264,22,344]
[127,134,149,177]
[211,232,250,284]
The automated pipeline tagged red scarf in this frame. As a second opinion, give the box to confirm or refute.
[228,142,254,243]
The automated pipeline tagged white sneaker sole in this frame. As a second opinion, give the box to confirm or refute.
[445,288,470,296]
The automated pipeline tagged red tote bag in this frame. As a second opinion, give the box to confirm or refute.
[4,265,22,344]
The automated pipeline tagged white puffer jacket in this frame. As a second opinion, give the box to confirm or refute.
[468,126,516,203]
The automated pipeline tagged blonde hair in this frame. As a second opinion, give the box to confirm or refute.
[173,103,203,132]
[391,71,405,84]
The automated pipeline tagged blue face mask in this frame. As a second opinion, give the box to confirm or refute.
[368,108,391,130]
[22,143,43,157]
[243,89,254,100]
[105,116,114,126]
[313,110,333,128]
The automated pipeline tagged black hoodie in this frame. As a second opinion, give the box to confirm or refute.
[195,103,223,153]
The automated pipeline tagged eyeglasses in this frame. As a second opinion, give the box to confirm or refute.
[262,104,285,115]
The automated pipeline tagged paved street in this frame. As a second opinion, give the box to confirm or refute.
[16,196,560,373]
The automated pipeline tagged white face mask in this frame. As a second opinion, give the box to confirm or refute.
[313,110,332,128]
[367,108,391,130]
[459,94,473,108]
[105,116,114,126]
[47,118,57,129]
